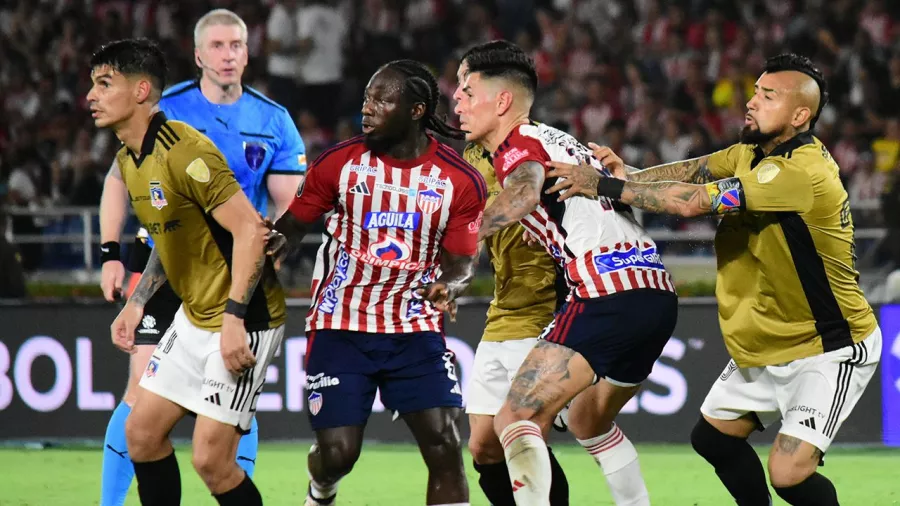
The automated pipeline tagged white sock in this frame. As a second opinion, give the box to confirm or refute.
[578,424,650,506]
[308,469,340,501]
[500,420,552,506]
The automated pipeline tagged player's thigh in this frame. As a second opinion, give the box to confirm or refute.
[774,327,882,454]
[201,325,285,433]
[125,288,180,403]
[497,339,595,431]
[699,359,781,438]
[126,386,188,459]
[542,291,677,391]
[305,330,379,431]
[378,332,463,416]
[567,379,641,440]
[466,339,536,417]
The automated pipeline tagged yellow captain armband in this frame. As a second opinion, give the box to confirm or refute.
[705,178,746,215]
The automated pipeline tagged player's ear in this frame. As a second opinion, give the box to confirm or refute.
[135,79,153,104]
[194,48,203,70]
[792,106,812,128]
[410,102,426,122]
[496,90,514,116]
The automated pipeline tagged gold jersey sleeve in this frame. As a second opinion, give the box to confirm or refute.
[713,133,877,368]
[706,144,743,179]
[119,114,286,332]
[464,144,559,342]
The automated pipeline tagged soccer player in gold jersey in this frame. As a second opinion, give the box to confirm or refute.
[457,42,653,506]
[547,53,881,506]
[88,39,285,506]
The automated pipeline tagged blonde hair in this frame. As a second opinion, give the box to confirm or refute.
[193,9,248,47]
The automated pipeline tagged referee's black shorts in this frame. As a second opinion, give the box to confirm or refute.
[128,236,182,346]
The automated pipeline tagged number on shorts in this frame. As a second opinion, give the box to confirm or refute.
[538,319,557,341]
[442,352,462,395]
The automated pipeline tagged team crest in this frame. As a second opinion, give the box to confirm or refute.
[146,359,159,377]
[308,392,323,415]
[416,189,443,214]
[243,141,267,172]
[149,181,167,210]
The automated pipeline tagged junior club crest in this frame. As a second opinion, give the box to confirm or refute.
[417,189,443,214]
[243,141,267,172]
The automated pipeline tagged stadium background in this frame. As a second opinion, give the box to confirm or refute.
[2,0,900,504]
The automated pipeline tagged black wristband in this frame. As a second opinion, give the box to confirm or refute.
[596,177,626,199]
[224,299,248,319]
[100,242,121,264]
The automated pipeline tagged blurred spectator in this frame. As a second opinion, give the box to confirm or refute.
[296,0,347,131]
[658,116,692,162]
[849,152,886,224]
[882,163,900,267]
[575,76,621,140]
[296,110,330,162]
[266,0,303,115]
[833,119,865,186]
[872,117,900,173]
[0,208,26,298]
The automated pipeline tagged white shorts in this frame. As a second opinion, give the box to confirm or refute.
[139,306,285,432]
[701,327,882,452]
[466,338,538,415]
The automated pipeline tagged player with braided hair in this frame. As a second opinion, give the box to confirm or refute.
[273,60,486,506]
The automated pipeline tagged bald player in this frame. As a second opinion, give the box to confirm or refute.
[547,53,882,506]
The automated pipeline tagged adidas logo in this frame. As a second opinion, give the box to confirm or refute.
[800,417,817,431]
[512,479,526,492]
[350,181,370,195]
[205,393,222,406]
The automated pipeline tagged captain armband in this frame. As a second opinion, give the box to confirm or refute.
[705,178,746,215]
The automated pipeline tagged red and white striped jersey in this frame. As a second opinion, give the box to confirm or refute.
[288,135,488,333]
[492,123,675,299]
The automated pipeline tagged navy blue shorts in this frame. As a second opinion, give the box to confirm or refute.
[541,289,678,385]
[304,330,463,430]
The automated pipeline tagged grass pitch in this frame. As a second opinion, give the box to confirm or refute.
[0,443,898,505]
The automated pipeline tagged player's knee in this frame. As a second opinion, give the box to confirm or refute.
[767,453,816,488]
[468,434,505,464]
[125,413,161,461]
[419,421,464,471]
[191,444,234,487]
[317,439,361,478]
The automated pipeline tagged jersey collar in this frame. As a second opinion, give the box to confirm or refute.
[751,130,814,168]
[130,111,169,166]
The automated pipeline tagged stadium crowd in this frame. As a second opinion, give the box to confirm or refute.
[2,0,900,270]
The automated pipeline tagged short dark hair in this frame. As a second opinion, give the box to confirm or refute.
[382,59,466,140]
[90,38,168,98]
[461,40,538,96]
[763,53,829,129]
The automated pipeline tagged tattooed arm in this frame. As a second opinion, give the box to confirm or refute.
[437,250,477,302]
[627,156,716,184]
[478,161,545,241]
[129,247,167,307]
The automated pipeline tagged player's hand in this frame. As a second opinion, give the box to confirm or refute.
[101,260,125,302]
[588,143,627,180]
[220,315,256,375]
[264,229,288,264]
[545,160,602,201]
[110,302,143,354]
[416,282,456,318]
[522,229,541,248]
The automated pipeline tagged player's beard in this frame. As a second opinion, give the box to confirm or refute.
[739,125,779,145]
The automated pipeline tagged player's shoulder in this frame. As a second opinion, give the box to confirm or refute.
[161,80,200,102]
[244,86,291,115]
[160,119,223,168]
[463,143,495,178]
[760,132,825,174]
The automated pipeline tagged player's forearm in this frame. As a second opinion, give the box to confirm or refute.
[617,181,712,217]
[477,162,543,241]
[274,212,312,247]
[100,160,129,243]
[129,248,167,307]
[437,251,477,300]
[627,155,714,184]
[228,221,270,305]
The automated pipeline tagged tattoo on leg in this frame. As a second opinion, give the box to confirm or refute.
[506,341,575,415]
[776,435,803,455]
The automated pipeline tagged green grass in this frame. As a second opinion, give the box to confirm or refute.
[0,444,898,505]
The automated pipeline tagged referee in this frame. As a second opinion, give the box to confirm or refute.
[545,53,881,506]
